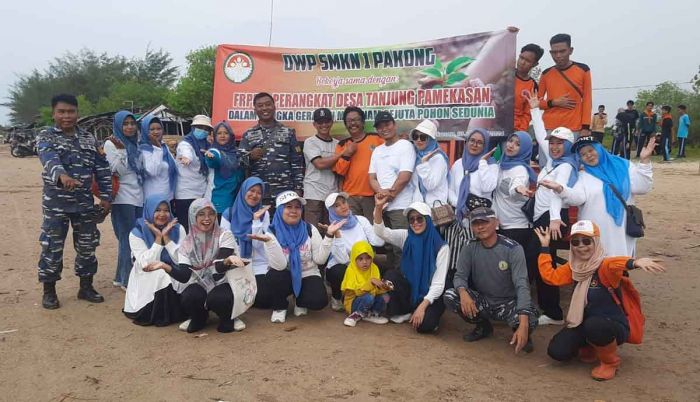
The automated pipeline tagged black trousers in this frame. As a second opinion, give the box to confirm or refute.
[326,264,347,300]
[173,199,196,233]
[181,283,234,324]
[636,132,652,157]
[547,316,628,362]
[592,131,604,143]
[531,212,568,320]
[263,269,328,311]
[677,137,687,157]
[383,269,445,333]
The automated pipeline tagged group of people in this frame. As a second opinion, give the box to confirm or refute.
[35,31,670,382]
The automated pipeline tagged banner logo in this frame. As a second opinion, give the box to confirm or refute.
[223,52,254,83]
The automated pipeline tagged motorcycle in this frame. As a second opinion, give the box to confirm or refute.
[10,131,37,157]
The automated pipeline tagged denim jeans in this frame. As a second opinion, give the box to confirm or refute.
[110,204,142,286]
[351,293,388,315]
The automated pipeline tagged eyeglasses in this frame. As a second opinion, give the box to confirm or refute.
[412,133,430,142]
[408,215,425,225]
[468,139,484,146]
[570,238,593,247]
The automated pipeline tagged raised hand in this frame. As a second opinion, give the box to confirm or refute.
[325,219,347,237]
[253,205,271,221]
[515,185,534,198]
[639,136,657,163]
[161,218,179,239]
[539,179,563,193]
[482,147,497,160]
[533,226,551,248]
[420,149,440,164]
[524,89,539,109]
[224,255,246,268]
[342,141,358,157]
[248,233,271,243]
[177,156,191,166]
[634,257,666,273]
[549,219,567,241]
[143,261,169,272]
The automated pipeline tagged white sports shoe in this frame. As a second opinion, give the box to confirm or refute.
[364,313,389,325]
[343,312,363,327]
[233,318,246,331]
[293,306,308,317]
[330,298,344,312]
[271,310,287,323]
[178,319,191,332]
[389,313,411,324]
[538,315,565,326]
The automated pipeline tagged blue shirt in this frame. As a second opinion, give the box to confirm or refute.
[678,114,690,138]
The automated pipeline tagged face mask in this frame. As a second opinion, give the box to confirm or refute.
[193,128,209,140]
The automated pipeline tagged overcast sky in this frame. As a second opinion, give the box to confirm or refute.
[1,0,697,125]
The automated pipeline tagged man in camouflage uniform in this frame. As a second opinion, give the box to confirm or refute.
[37,94,113,309]
[239,92,304,210]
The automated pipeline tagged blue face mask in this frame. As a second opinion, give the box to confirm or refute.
[193,128,209,140]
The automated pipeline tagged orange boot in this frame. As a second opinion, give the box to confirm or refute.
[578,344,596,364]
[591,342,621,381]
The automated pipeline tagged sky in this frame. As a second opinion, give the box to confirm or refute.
[0,0,697,125]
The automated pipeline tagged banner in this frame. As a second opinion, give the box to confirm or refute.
[212,30,516,139]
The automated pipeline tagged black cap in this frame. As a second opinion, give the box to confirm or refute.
[373,111,395,127]
[469,207,497,223]
[570,135,599,153]
[313,108,333,122]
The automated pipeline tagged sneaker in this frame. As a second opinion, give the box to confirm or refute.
[293,306,308,317]
[330,297,344,312]
[233,318,246,332]
[112,281,123,287]
[389,313,411,324]
[178,319,191,332]
[538,315,565,326]
[364,313,388,325]
[343,312,363,327]
[271,310,287,323]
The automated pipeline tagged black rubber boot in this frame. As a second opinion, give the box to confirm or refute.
[217,318,235,333]
[77,276,105,303]
[463,317,493,342]
[42,282,60,310]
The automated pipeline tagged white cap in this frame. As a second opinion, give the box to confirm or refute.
[402,201,432,217]
[411,119,438,140]
[275,191,306,208]
[324,192,349,209]
[192,114,213,129]
[570,220,600,237]
[546,126,575,143]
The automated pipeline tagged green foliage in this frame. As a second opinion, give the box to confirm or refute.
[635,81,700,144]
[168,46,217,116]
[420,55,473,88]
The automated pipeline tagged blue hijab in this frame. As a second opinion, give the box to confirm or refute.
[211,121,240,179]
[500,131,537,185]
[225,177,265,259]
[414,137,450,199]
[581,143,631,226]
[183,128,210,177]
[456,128,494,221]
[131,194,181,267]
[400,213,445,307]
[112,110,144,184]
[550,139,579,187]
[270,203,308,297]
[138,116,177,194]
[327,195,359,230]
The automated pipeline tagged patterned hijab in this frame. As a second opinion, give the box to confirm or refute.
[179,198,221,271]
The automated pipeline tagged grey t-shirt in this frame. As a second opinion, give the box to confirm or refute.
[303,135,339,201]
[453,235,532,312]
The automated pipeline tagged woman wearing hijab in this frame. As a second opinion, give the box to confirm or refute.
[139,116,177,201]
[535,221,665,381]
[253,191,338,323]
[143,198,247,333]
[104,111,144,288]
[205,121,244,220]
[323,192,385,312]
[373,197,449,333]
[123,195,186,326]
[409,119,449,205]
[174,115,213,232]
[541,136,655,257]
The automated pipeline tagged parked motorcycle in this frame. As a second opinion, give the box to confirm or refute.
[10,131,37,157]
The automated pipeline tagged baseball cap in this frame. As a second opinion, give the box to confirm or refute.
[313,108,333,123]
[192,114,213,129]
[373,111,395,127]
[570,220,600,237]
[411,119,438,140]
[546,127,575,143]
[469,207,497,223]
[402,202,432,217]
[275,191,307,208]
[571,135,599,153]
[324,192,349,209]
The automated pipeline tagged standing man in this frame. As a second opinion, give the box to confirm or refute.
[614,100,639,159]
[368,111,416,270]
[302,108,342,229]
[37,94,113,309]
[514,43,544,132]
[637,101,657,158]
[677,104,690,158]
[591,105,607,143]
[239,92,304,208]
[660,105,674,162]
[538,34,592,142]
[333,106,384,221]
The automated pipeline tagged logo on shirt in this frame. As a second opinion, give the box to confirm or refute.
[223,52,254,83]
[498,261,509,271]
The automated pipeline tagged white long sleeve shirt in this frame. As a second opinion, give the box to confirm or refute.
[141,145,173,201]
[221,211,271,276]
[266,225,332,278]
[103,140,143,206]
[410,154,449,206]
[327,215,385,267]
[447,159,499,207]
[175,141,208,200]
[492,165,531,229]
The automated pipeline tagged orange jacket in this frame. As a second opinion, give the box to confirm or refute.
[514,76,538,131]
[537,62,593,132]
[538,253,630,289]
[333,133,384,197]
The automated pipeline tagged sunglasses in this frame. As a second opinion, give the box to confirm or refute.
[408,215,425,224]
[412,133,430,142]
[571,238,593,247]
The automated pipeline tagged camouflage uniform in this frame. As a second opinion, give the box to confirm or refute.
[239,122,304,205]
[36,126,113,283]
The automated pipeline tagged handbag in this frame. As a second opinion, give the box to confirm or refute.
[431,200,455,227]
[466,193,492,211]
[521,195,536,222]
[226,263,258,319]
[607,184,645,238]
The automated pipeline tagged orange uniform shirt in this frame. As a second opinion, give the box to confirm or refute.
[538,253,629,288]
[333,133,384,197]
[537,62,592,131]
[514,75,538,131]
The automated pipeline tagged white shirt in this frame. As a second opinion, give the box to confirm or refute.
[175,141,208,200]
[492,165,531,229]
[267,225,332,278]
[103,140,143,206]
[410,154,449,207]
[447,159,499,207]
[142,145,173,201]
[221,211,271,276]
[327,216,385,267]
[368,139,416,211]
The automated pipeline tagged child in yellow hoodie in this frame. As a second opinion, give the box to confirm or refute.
[341,241,392,327]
